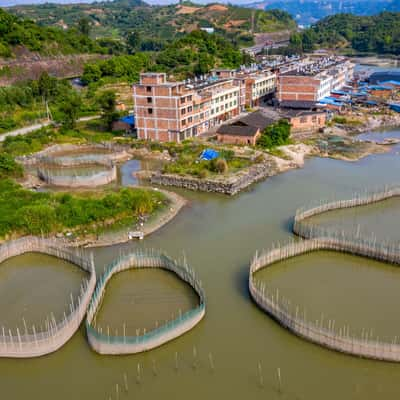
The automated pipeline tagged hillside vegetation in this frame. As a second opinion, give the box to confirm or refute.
[290,12,400,55]
[9,0,296,47]
[82,30,251,83]
[0,8,105,58]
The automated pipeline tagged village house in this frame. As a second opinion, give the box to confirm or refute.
[217,111,275,145]
[282,109,327,134]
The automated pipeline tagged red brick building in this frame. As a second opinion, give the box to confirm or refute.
[278,58,354,102]
[133,73,242,142]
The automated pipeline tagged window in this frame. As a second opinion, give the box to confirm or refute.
[182,119,186,126]
[147,97,152,103]
[181,108,186,115]
[187,95,192,101]
[187,106,192,113]
[181,97,185,104]
[300,117,307,124]
[188,117,193,123]
[216,107,219,112]
[146,86,151,92]
[148,108,153,114]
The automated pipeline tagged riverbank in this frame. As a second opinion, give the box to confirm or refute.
[67,188,187,248]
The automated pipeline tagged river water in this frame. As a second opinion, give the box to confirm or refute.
[1,129,400,399]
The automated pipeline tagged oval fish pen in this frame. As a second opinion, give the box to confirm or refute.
[249,234,400,362]
[0,237,96,358]
[293,186,400,239]
[86,249,205,354]
[37,162,117,188]
[18,143,130,166]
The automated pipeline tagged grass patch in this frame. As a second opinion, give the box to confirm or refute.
[0,179,167,238]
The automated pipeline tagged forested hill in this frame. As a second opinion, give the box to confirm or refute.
[0,8,105,58]
[290,12,400,55]
[8,0,296,47]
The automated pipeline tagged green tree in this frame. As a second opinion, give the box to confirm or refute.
[82,63,102,85]
[78,17,91,37]
[257,119,291,149]
[57,92,82,130]
[97,90,118,130]
[38,72,57,101]
[126,30,141,53]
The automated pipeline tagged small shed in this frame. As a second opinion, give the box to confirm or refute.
[217,125,260,145]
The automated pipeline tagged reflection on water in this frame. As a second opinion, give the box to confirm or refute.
[307,196,400,243]
[1,128,400,399]
[357,128,400,144]
[0,253,86,330]
[119,158,165,186]
[254,250,400,340]
[95,269,199,335]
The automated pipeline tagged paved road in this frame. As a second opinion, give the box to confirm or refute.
[0,115,100,142]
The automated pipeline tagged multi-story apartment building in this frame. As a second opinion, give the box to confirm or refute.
[133,73,242,142]
[212,68,277,108]
[277,58,354,102]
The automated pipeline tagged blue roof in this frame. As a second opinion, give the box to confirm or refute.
[318,97,344,106]
[380,80,400,86]
[120,115,135,125]
[389,104,400,112]
[200,149,219,161]
[368,85,392,91]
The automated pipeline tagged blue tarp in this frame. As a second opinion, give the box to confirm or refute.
[200,149,219,161]
[120,115,135,125]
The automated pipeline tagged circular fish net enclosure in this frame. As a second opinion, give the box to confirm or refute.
[0,236,96,358]
[86,249,205,354]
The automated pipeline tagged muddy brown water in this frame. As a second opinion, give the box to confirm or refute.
[1,129,400,399]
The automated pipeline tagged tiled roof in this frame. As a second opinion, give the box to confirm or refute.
[217,124,259,137]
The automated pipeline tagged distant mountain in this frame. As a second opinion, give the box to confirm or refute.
[8,0,296,46]
[291,12,400,55]
[242,0,400,26]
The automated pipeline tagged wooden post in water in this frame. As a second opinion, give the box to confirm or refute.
[175,351,179,372]
[258,361,264,388]
[123,373,128,392]
[208,352,215,372]
[277,367,282,393]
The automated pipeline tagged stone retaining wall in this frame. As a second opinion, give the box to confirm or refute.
[150,161,274,195]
